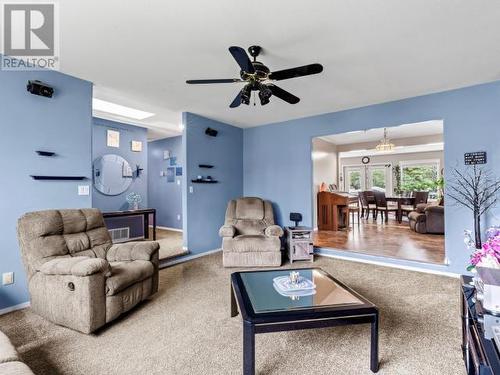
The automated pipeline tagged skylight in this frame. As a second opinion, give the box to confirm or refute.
[92,98,155,120]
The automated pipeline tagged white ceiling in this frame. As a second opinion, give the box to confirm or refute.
[320,120,443,145]
[58,1,500,138]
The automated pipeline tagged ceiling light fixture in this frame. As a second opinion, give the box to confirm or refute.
[375,128,395,152]
[258,84,272,106]
[93,98,155,120]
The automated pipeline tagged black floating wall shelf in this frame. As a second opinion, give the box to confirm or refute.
[191,179,218,184]
[36,150,56,156]
[30,175,87,181]
[198,164,214,168]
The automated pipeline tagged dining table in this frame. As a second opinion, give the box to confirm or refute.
[386,196,416,223]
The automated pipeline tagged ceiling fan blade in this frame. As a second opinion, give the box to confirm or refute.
[186,78,242,84]
[267,84,300,104]
[269,63,323,81]
[229,90,242,108]
[229,46,255,74]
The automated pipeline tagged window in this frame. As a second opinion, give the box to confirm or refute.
[347,169,362,193]
[400,160,440,198]
[369,167,387,192]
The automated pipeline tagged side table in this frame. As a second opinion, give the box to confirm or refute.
[285,226,314,263]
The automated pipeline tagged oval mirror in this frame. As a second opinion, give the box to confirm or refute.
[93,154,133,195]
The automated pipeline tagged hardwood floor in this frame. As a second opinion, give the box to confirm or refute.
[313,217,445,265]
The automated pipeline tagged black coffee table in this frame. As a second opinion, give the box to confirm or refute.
[230,268,379,374]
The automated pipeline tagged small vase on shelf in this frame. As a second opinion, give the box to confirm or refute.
[126,192,142,211]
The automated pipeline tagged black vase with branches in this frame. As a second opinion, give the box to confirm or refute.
[447,164,500,249]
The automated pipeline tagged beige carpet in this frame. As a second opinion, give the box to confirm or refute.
[0,253,464,375]
[150,228,188,260]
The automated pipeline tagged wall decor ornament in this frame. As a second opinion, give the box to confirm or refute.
[131,140,143,152]
[107,129,120,148]
[448,164,500,249]
[166,167,175,182]
[93,154,132,195]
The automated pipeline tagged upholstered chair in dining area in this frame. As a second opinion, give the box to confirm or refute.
[373,190,399,222]
[17,209,160,334]
[220,197,284,267]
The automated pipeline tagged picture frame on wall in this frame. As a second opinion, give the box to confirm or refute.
[166,167,175,182]
[175,167,182,176]
[131,140,143,152]
[107,129,120,148]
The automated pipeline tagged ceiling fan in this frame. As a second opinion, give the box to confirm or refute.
[186,45,323,108]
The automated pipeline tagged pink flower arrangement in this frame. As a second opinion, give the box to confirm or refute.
[468,230,500,271]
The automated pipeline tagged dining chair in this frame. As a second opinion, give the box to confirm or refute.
[414,191,429,205]
[359,191,376,220]
[373,190,399,223]
[348,199,360,227]
[401,191,429,219]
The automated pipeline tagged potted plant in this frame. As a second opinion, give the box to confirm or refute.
[466,227,500,271]
[126,192,142,210]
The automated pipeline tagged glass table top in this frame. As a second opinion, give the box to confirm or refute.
[239,268,364,314]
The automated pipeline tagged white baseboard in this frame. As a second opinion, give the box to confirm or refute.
[159,248,221,268]
[315,250,459,278]
[0,301,30,316]
[150,225,183,233]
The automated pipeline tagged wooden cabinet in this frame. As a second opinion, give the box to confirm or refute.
[461,276,500,375]
[317,191,357,231]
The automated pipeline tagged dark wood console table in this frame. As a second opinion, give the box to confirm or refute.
[461,275,500,375]
[102,208,156,240]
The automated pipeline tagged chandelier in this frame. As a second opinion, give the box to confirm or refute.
[376,128,395,152]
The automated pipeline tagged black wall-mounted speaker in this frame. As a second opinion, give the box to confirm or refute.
[205,127,218,137]
[27,80,54,98]
[290,212,302,227]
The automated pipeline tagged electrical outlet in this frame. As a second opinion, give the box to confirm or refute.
[177,214,181,221]
[2,272,14,285]
[78,185,90,196]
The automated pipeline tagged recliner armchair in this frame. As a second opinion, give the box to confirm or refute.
[17,208,159,334]
[220,197,283,267]
[408,203,444,234]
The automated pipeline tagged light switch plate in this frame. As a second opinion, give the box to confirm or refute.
[2,272,14,285]
[189,186,193,193]
[177,214,181,221]
[78,185,90,196]
[176,179,181,185]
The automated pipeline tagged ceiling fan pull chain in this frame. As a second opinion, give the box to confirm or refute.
[253,91,256,106]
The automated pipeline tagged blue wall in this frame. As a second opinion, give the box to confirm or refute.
[0,68,92,310]
[148,136,183,229]
[92,117,148,211]
[182,113,243,253]
[244,80,500,274]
